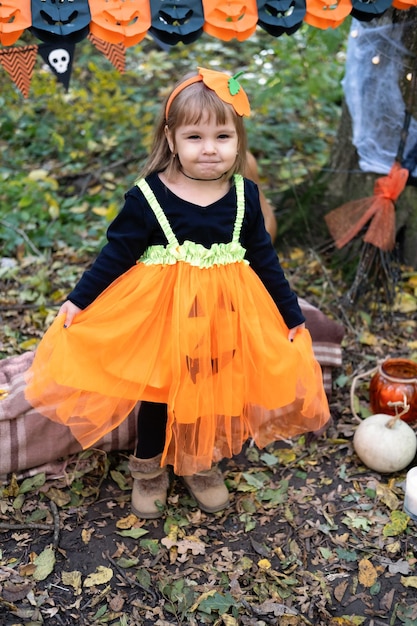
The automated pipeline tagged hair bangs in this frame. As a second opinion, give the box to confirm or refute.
[173,83,232,127]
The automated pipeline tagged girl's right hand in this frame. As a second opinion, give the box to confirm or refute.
[58,300,82,328]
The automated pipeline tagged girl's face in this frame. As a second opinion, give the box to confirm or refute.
[165,110,239,180]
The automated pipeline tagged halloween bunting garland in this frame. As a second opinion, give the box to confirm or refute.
[0,0,417,95]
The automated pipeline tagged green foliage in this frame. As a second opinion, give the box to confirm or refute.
[0,25,349,257]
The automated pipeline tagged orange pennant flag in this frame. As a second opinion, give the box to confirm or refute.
[88,33,126,74]
[0,45,38,98]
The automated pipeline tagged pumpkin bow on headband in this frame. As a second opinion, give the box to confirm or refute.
[165,67,251,118]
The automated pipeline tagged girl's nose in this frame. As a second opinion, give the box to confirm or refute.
[202,140,216,153]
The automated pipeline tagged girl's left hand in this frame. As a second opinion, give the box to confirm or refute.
[288,322,305,342]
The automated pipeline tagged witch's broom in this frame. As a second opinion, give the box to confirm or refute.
[324,68,416,307]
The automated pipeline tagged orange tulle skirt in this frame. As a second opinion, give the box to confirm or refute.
[25,261,330,475]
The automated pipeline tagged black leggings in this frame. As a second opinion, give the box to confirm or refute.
[135,401,168,459]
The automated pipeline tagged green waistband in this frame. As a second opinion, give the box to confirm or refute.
[138,240,248,267]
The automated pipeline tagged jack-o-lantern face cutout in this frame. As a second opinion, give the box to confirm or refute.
[304,0,352,29]
[257,0,305,36]
[89,0,151,47]
[351,0,392,21]
[150,0,204,45]
[0,0,31,46]
[30,0,91,43]
[202,0,258,41]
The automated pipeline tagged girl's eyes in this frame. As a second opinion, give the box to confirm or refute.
[186,134,231,140]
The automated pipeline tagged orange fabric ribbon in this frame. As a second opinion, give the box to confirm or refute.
[324,162,409,252]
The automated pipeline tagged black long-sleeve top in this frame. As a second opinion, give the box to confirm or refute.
[68,173,305,329]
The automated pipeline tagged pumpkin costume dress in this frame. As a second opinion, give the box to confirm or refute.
[25,173,329,475]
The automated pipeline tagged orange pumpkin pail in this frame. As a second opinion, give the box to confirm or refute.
[369,358,417,424]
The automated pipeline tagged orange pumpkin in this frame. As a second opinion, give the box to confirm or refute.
[0,0,31,46]
[202,0,258,41]
[304,0,352,29]
[89,0,151,46]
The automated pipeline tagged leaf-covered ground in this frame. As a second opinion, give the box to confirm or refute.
[1,247,417,626]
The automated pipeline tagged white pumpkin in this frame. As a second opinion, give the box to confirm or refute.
[353,413,417,473]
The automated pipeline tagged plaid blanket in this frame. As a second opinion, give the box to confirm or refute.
[0,302,344,482]
[298,298,344,395]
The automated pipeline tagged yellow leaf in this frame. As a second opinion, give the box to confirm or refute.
[190,589,217,612]
[88,184,102,195]
[45,486,72,507]
[238,556,253,570]
[406,273,417,288]
[19,338,40,350]
[116,514,138,529]
[358,331,378,346]
[383,510,410,537]
[83,565,113,587]
[62,570,82,595]
[386,540,401,554]
[28,169,49,181]
[221,616,239,626]
[70,202,89,214]
[81,528,94,544]
[289,248,305,261]
[258,559,272,570]
[92,206,109,217]
[393,292,417,313]
[358,558,377,587]
[275,449,297,464]
[33,546,56,581]
[376,482,400,510]
[330,619,366,625]
[401,575,417,589]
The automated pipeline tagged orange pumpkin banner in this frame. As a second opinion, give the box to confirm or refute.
[0,0,31,46]
[202,0,258,41]
[89,0,151,47]
[304,0,352,29]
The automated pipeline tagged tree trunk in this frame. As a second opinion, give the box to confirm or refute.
[320,8,417,269]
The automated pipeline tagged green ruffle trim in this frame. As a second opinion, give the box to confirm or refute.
[138,240,248,268]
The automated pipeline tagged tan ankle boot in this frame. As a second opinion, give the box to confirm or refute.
[182,465,229,513]
[128,454,169,519]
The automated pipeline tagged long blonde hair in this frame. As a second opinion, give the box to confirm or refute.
[139,75,248,180]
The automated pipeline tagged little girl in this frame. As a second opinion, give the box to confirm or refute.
[25,67,330,519]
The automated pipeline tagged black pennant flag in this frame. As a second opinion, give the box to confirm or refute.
[38,42,75,91]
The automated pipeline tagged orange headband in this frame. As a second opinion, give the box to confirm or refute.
[165,67,250,119]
